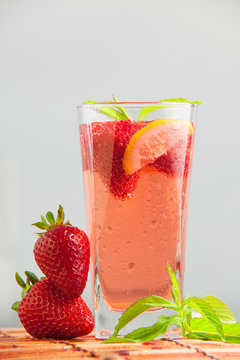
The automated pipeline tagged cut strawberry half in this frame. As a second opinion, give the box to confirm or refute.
[108,120,146,198]
[80,120,147,199]
[123,119,193,175]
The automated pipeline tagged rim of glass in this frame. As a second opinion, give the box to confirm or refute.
[77,101,198,109]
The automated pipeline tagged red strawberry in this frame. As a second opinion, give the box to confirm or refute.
[109,120,146,198]
[33,205,90,298]
[15,276,94,339]
[80,120,146,199]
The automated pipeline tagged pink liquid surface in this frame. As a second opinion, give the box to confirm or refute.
[81,120,194,311]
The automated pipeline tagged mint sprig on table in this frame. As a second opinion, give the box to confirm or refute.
[85,96,201,122]
[104,264,240,344]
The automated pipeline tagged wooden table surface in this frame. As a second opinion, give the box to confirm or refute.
[1,328,240,360]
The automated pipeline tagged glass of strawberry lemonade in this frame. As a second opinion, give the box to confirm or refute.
[78,101,198,338]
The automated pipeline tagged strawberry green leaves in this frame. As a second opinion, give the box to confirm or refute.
[32,205,71,235]
[12,271,40,311]
[104,265,240,344]
[46,212,55,225]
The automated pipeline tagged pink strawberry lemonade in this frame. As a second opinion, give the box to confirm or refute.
[80,119,194,311]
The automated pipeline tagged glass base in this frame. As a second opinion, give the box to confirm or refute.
[94,281,181,339]
[93,264,183,339]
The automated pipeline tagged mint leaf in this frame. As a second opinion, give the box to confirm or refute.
[112,296,177,337]
[224,323,240,343]
[123,319,171,342]
[190,318,217,333]
[138,98,201,121]
[159,315,183,328]
[223,323,240,337]
[188,319,240,343]
[202,296,236,324]
[85,96,132,121]
[138,106,165,122]
[85,96,201,122]
[185,297,224,340]
[167,263,181,308]
[103,337,136,343]
[159,98,202,105]
[189,331,240,343]
[112,94,133,121]
[187,331,221,341]
[100,107,126,120]
[106,316,181,343]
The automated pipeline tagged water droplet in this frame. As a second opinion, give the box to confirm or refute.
[107,226,112,233]
[128,262,135,273]
[151,220,157,228]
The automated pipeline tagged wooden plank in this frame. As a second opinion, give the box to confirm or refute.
[1,328,240,359]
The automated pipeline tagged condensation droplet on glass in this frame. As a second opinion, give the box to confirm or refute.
[151,219,157,227]
[128,262,135,273]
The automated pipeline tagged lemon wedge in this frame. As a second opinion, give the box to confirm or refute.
[123,118,193,175]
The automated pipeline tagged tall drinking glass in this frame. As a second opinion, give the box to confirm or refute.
[78,102,197,339]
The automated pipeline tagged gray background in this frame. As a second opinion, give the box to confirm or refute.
[0,0,239,327]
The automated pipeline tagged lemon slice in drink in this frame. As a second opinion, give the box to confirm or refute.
[123,119,193,175]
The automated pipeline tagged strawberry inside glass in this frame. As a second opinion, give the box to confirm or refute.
[79,103,195,312]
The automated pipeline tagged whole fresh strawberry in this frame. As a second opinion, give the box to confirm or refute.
[12,272,94,339]
[33,205,90,298]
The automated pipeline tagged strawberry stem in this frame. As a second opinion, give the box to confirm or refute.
[25,271,39,285]
[56,205,65,225]
[46,212,55,225]
[15,272,26,289]
[12,271,41,311]
[11,301,20,312]
[32,205,71,234]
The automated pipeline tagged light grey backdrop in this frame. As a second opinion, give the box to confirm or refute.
[1,0,239,327]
